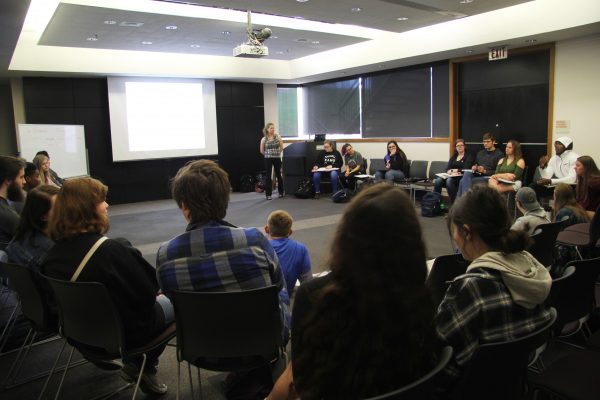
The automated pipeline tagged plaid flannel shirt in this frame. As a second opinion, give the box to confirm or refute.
[435,267,553,382]
[156,220,290,338]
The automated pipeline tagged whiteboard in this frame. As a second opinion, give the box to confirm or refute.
[17,124,89,178]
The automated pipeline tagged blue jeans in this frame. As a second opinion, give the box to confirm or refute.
[434,176,462,203]
[375,169,405,182]
[313,170,340,193]
[457,172,489,198]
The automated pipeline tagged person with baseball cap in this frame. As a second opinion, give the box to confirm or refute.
[511,187,551,235]
[530,136,579,200]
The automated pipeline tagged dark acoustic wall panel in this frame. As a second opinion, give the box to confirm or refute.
[0,84,18,155]
[215,81,265,192]
[458,49,551,184]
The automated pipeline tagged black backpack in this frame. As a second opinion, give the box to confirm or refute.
[240,175,256,193]
[332,188,353,203]
[421,191,441,217]
[294,177,314,199]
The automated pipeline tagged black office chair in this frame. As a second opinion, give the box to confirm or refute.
[425,254,469,309]
[454,307,557,400]
[556,204,600,260]
[411,161,447,206]
[44,276,176,399]
[171,286,286,400]
[362,346,453,400]
[0,262,67,395]
[528,221,565,268]
[547,258,600,342]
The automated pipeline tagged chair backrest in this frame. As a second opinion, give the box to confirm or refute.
[456,307,557,400]
[529,221,565,267]
[0,261,53,332]
[369,159,386,175]
[589,203,600,247]
[409,160,428,180]
[171,286,283,371]
[44,276,125,357]
[427,161,448,180]
[425,254,469,309]
[549,257,600,332]
[363,346,453,400]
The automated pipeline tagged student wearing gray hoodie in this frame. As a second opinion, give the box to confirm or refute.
[436,185,553,389]
[511,187,551,235]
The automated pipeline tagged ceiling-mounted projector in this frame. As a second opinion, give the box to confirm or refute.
[234,11,271,58]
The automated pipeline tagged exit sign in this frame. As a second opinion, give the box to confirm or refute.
[489,46,508,61]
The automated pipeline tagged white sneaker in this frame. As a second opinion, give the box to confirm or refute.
[120,363,168,395]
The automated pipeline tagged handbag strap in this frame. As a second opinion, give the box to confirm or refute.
[70,236,108,282]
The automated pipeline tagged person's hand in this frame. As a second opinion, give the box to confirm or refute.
[325,165,332,170]
[471,165,477,171]
[537,178,552,186]
[491,174,498,180]
[386,162,391,169]
[390,149,396,156]
[476,165,485,174]
[506,173,516,181]
[539,155,549,169]
[312,166,318,172]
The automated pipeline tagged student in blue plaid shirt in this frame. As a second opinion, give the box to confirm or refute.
[436,186,553,392]
[156,159,290,339]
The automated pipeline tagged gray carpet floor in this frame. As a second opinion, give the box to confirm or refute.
[0,189,456,400]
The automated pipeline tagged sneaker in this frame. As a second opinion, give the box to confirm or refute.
[120,363,168,395]
[278,193,285,198]
[266,196,272,200]
[314,193,320,199]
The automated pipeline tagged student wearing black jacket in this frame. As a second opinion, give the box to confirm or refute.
[311,140,343,199]
[433,139,475,203]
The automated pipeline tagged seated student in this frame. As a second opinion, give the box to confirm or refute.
[437,185,553,391]
[32,154,61,188]
[511,187,551,235]
[530,137,579,200]
[268,184,436,400]
[23,162,41,193]
[35,151,64,186]
[265,210,312,297]
[311,140,343,199]
[42,177,172,395]
[574,155,600,218]
[434,138,474,203]
[553,183,590,227]
[7,185,59,271]
[0,156,26,245]
[488,139,526,193]
[456,132,504,198]
[374,140,409,183]
[339,143,364,191]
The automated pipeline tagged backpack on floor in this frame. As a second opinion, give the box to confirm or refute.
[240,174,256,193]
[421,191,441,217]
[294,177,314,199]
[255,172,266,193]
[332,188,353,203]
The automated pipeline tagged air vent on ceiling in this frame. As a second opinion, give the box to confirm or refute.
[119,21,144,27]
[435,11,468,19]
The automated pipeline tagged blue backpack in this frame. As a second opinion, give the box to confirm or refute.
[421,192,441,217]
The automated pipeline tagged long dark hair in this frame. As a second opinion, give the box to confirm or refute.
[576,156,600,204]
[386,140,408,174]
[507,139,523,161]
[13,185,60,244]
[293,184,435,399]
[449,185,531,253]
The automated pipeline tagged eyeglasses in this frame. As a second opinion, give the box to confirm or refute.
[456,144,465,147]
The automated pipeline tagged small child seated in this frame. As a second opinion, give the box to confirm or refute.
[265,210,312,296]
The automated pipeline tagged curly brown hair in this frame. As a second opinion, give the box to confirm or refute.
[293,184,436,399]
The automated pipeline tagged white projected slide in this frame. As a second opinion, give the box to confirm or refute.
[108,77,218,161]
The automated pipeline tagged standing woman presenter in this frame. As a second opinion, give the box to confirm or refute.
[260,122,284,200]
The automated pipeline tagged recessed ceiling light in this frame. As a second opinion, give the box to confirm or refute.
[465,49,474,53]
[222,31,231,35]
[165,25,178,30]
[190,44,202,48]
[141,41,153,45]
[276,51,284,54]
[103,20,116,25]
[525,39,537,43]
[271,36,278,39]
[311,41,320,44]
[296,0,309,2]
[397,17,408,21]
[120,21,144,28]
[351,7,362,12]
[459,0,474,4]
[295,38,309,42]
[86,35,98,41]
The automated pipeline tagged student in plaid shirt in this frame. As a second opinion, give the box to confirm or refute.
[436,186,553,391]
[156,159,290,339]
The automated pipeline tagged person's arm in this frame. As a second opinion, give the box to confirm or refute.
[278,135,284,153]
[312,152,323,171]
[539,155,555,180]
[267,363,298,400]
[334,151,343,169]
[551,155,577,185]
[513,159,525,181]
[298,246,312,284]
[260,137,265,155]
[463,153,475,170]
